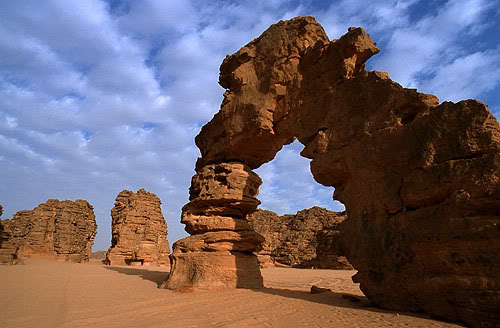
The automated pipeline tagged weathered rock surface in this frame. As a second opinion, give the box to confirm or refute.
[106,189,170,266]
[165,16,500,327]
[162,162,264,289]
[0,199,97,264]
[247,207,352,269]
[0,220,18,264]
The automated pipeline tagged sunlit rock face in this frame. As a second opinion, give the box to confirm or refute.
[163,16,500,327]
[106,189,170,266]
[0,199,97,264]
[161,162,264,290]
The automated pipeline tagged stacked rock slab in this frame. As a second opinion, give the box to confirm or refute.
[106,189,170,266]
[247,207,352,269]
[0,200,97,264]
[164,16,500,327]
[161,162,264,289]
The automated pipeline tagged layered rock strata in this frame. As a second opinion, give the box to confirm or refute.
[161,162,264,289]
[0,199,97,264]
[106,189,170,266]
[247,207,352,269]
[0,219,17,264]
[164,16,500,327]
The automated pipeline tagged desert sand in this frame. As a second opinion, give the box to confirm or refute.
[0,260,463,327]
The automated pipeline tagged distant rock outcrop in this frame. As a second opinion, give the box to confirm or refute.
[163,15,500,327]
[0,220,17,264]
[91,250,107,260]
[0,204,3,217]
[0,199,97,264]
[247,207,352,269]
[106,189,170,266]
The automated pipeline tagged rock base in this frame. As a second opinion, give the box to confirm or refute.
[161,250,263,290]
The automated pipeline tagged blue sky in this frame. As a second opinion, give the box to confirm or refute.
[1,0,499,251]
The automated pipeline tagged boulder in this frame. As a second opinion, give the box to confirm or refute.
[164,16,500,327]
[106,189,170,266]
[0,199,97,264]
[247,207,352,269]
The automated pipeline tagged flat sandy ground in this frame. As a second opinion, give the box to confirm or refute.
[0,259,464,327]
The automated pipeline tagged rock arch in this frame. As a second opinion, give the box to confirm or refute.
[162,16,500,327]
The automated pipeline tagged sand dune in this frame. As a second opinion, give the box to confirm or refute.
[0,260,463,327]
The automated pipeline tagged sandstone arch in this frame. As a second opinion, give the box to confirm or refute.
[162,16,500,327]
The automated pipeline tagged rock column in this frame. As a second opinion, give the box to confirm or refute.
[106,189,170,266]
[161,162,264,289]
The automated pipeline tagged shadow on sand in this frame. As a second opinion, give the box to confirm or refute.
[250,287,464,327]
[253,287,371,308]
[104,266,170,287]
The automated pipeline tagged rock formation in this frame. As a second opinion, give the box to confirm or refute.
[0,204,3,217]
[0,199,97,264]
[0,220,17,264]
[106,189,170,266]
[163,16,500,327]
[160,162,264,289]
[90,250,107,260]
[247,207,352,269]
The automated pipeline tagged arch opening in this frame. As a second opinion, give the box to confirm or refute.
[254,140,344,215]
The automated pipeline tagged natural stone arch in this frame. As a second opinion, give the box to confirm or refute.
[162,16,500,327]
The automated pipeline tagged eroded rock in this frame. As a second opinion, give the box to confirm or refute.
[163,162,264,289]
[106,189,170,266]
[0,199,97,264]
[0,220,17,264]
[165,16,500,327]
[247,207,352,269]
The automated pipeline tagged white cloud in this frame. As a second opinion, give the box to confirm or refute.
[422,48,500,101]
[316,0,418,39]
[371,0,496,91]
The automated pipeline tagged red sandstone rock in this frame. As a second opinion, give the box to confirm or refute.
[0,220,18,264]
[0,199,97,264]
[106,189,170,266]
[162,162,264,289]
[165,16,500,327]
[181,162,262,234]
[247,207,352,269]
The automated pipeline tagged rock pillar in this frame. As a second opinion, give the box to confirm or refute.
[106,189,170,266]
[161,162,264,289]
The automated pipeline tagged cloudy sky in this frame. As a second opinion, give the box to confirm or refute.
[1,0,499,251]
